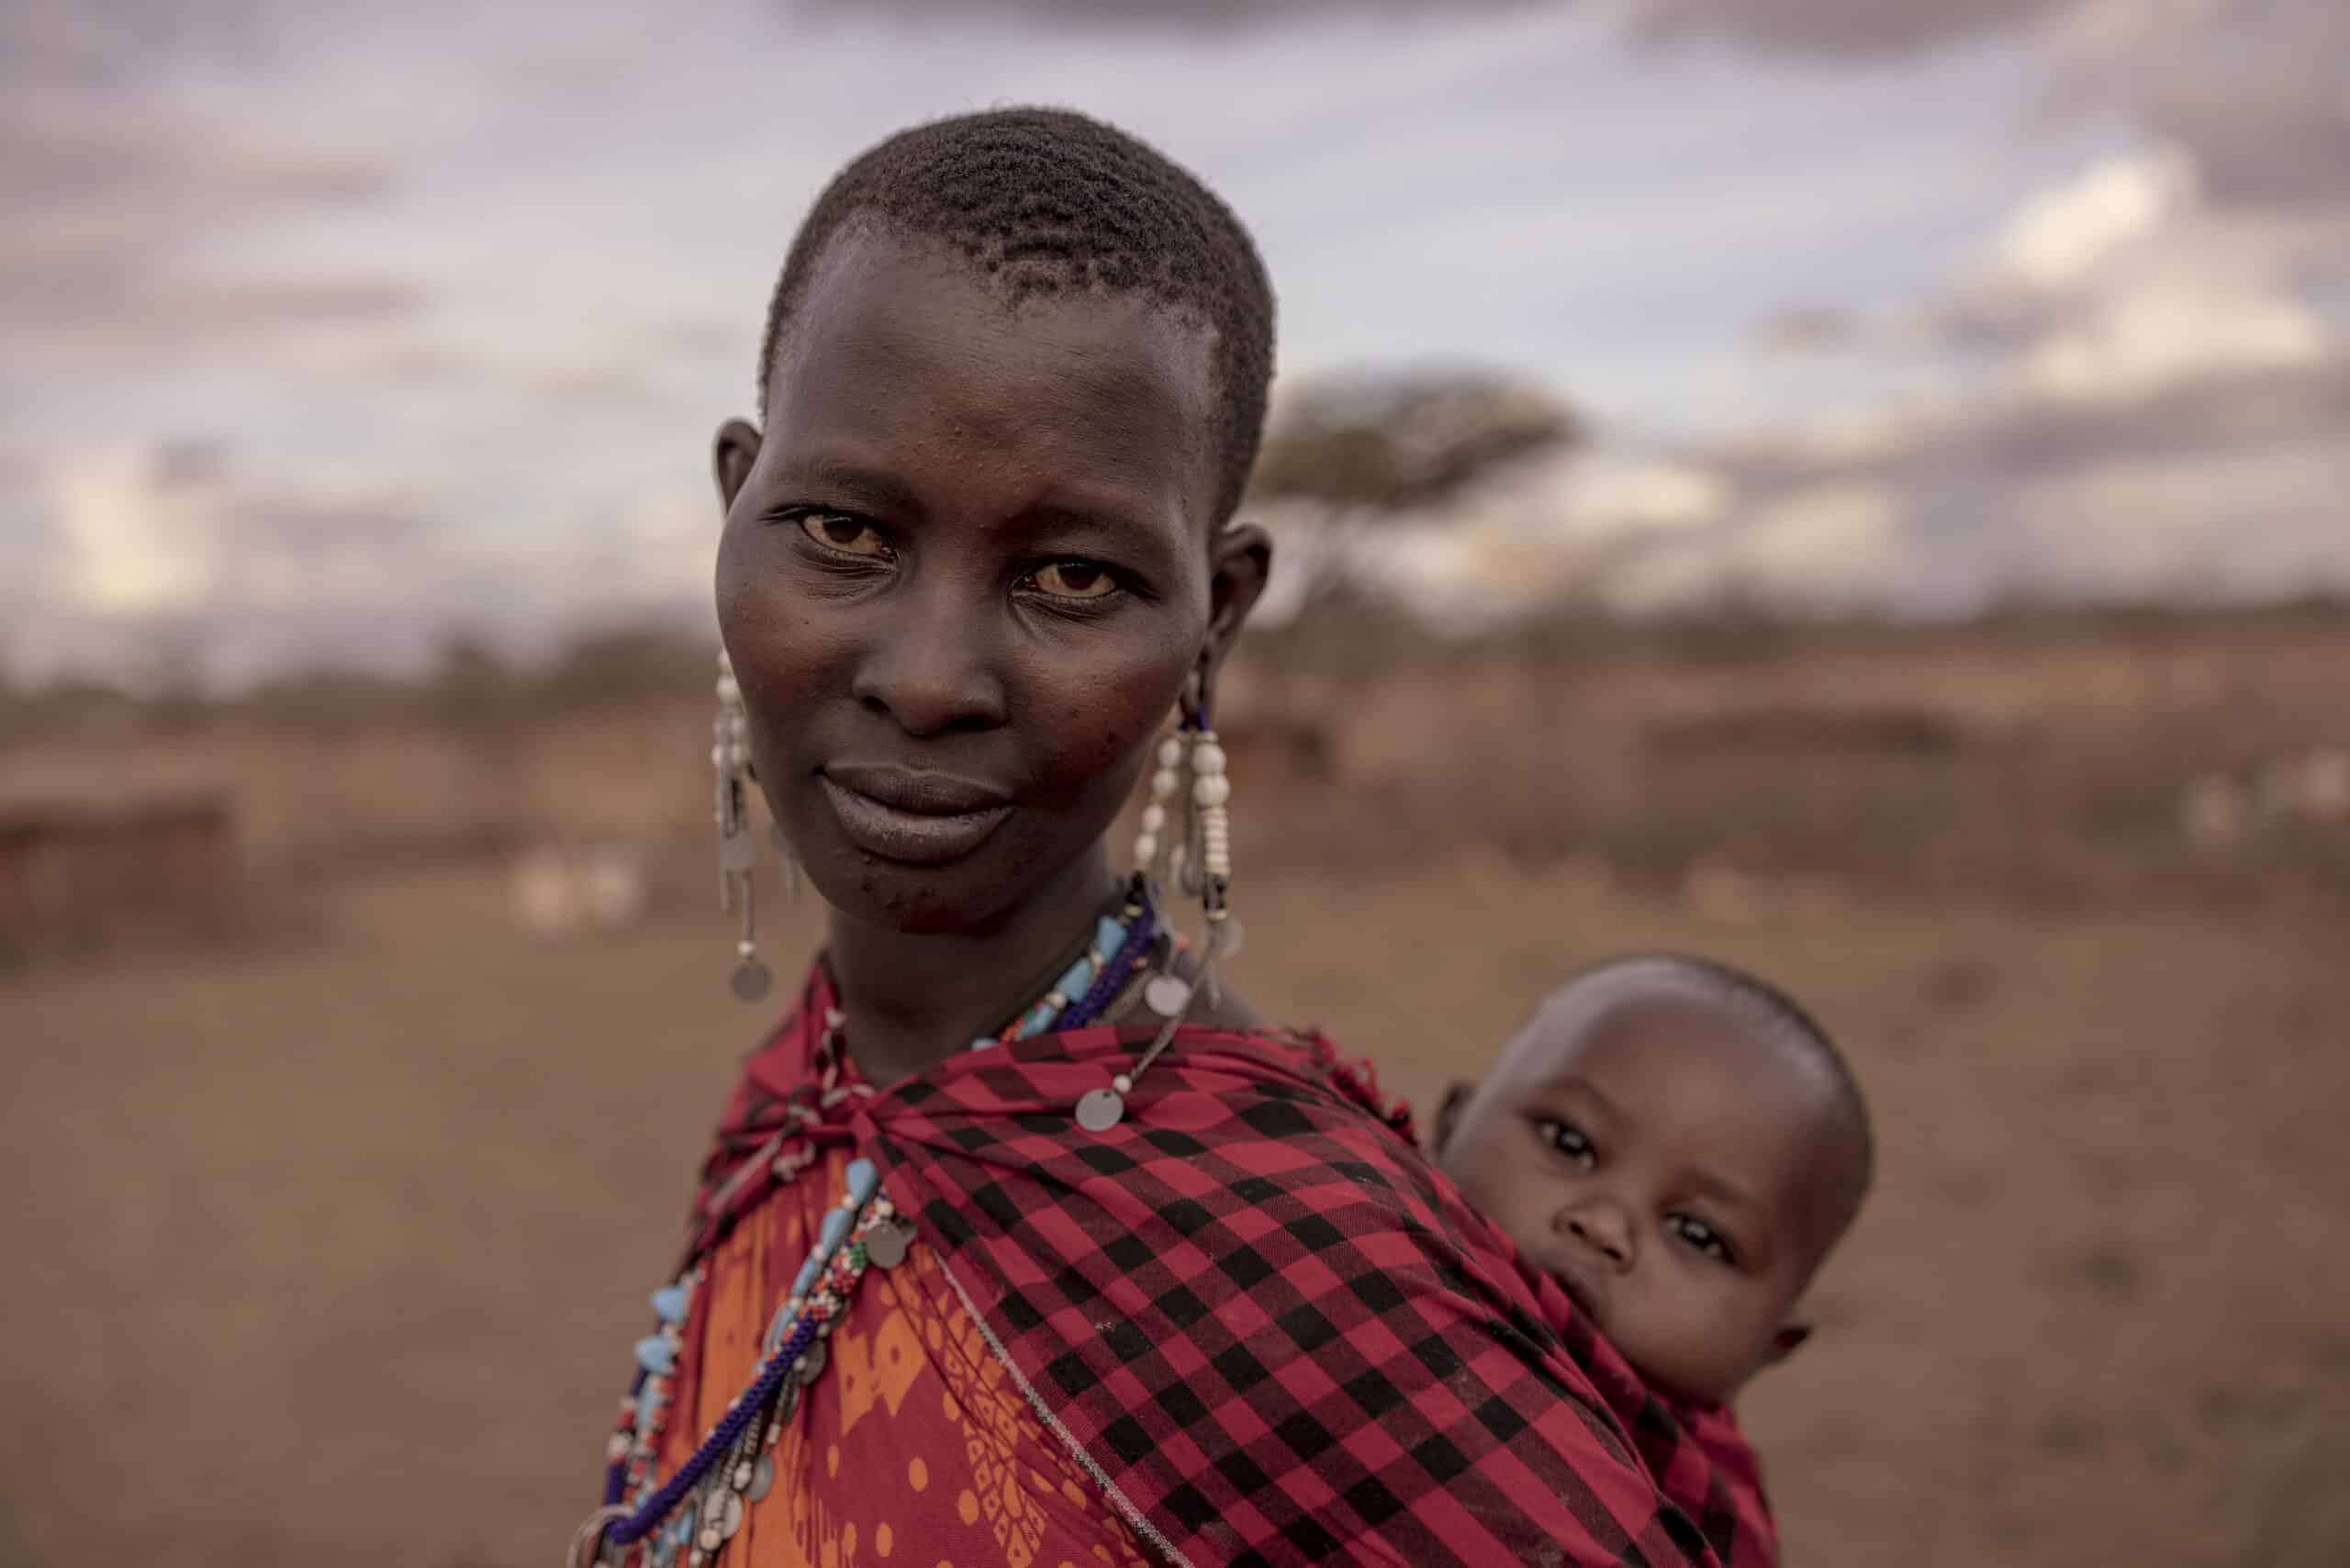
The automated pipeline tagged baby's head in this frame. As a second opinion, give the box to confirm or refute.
[1434,956,1872,1406]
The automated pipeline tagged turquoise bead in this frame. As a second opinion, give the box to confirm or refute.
[633,1334,676,1376]
[846,1158,879,1204]
[791,1253,822,1298]
[1095,914,1126,957]
[819,1207,851,1251]
[649,1283,689,1324]
[1053,956,1096,1002]
[968,1036,998,1051]
[1015,998,1058,1037]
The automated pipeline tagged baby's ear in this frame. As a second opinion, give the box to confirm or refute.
[1431,1082,1473,1158]
[1769,1316,1814,1365]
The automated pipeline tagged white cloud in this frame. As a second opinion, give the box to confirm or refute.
[1991,145,2196,289]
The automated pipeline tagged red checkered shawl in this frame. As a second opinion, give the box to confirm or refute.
[691,967,1776,1568]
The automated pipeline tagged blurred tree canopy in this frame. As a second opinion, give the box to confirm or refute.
[1248,372,1582,513]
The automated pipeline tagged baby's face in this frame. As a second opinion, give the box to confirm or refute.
[1438,986,1859,1405]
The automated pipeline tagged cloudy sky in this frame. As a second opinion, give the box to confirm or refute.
[4,0,2344,685]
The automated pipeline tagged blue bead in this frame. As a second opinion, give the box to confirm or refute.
[1095,915,1126,957]
[968,1036,998,1051]
[1054,956,1096,1002]
[819,1207,851,1251]
[633,1335,676,1376]
[649,1284,689,1324]
[1015,999,1057,1038]
[791,1254,822,1297]
[845,1158,879,1204]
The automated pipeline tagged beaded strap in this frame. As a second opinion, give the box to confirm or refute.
[603,1197,898,1551]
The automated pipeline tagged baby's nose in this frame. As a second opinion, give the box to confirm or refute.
[1561,1202,1635,1270]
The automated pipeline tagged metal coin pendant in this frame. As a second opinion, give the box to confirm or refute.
[719,1492,745,1540]
[1075,1087,1125,1133]
[748,1453,776,1502]
[865,1220,910,1269]
[731,958,773,1002]
[795,1338,827,1383]
[1143,975,1193,1017]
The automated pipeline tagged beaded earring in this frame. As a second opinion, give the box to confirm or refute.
[1128,662,1241,962]
[713,649,773,1002]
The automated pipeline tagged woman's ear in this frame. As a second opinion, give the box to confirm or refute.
[713,419,763,512]
[1203,520,1272,674]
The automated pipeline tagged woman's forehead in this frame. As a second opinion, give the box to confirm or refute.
[766,227,1220,519]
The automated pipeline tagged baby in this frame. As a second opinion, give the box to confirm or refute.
[1434,954,1872,1410]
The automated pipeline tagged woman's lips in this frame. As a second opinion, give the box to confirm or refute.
[818,765,1013,866]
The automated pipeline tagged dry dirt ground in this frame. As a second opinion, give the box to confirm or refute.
[4,861,2346,1568]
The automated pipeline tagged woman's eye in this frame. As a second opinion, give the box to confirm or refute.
[799,512,890,559]
[1669,1214,1735,1264]
[1533,1118,1596,1170]
[1027,561,1119,601]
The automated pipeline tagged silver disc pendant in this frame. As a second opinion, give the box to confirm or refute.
[865,1220,911,1270]
[794,1339,827,1383]
[1207,918,1246,959]
[748,1453,776,1502]
[718,1492,744,1540]
[719,829,756,872]
[1143,974,1193,1017]
[1075,1087,1126,1133]
[731,959,773,1002]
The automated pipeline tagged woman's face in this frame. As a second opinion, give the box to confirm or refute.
[714,226,1266,935]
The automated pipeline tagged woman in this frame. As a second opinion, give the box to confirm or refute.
[571,108,1770,1568]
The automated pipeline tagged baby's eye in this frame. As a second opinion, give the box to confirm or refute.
[1026,561,1119,601]
[1532,1118,1596,1170]
[799,512,891,559]
[1668,1213,1736,1265]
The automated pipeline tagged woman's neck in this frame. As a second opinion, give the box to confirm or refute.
[823,846,1125,1086]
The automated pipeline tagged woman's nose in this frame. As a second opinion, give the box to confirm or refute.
[1559,1197,1636,1271]
[849,579,1008,737]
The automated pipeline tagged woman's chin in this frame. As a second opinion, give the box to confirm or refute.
[800,852,1028,937]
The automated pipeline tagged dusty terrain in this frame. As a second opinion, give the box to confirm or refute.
[4,609,2347,1566]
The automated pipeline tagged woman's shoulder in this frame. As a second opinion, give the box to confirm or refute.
[1178,1021,1424,1148]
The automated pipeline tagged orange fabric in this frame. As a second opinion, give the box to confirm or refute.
[656,1142,1153,1568]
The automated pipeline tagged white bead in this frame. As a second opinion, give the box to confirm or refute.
[1192,742,1227,777]
[1112,1074,1132,1094]
[1158,737,1185,768]
[1149,767,1180,801]
[1140,804,1167,834]
[716,675,740,704]
[737,939,755,958]
[1192,775,1231,807]
[1132,834,1158,864]
[711,745,728,768]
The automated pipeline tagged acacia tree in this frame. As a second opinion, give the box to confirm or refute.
[1244,372,1583,622]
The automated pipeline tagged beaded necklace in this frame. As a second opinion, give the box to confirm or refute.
[570,883,1166,1568]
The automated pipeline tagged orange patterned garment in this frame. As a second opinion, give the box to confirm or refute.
[655,1140,1153,1568]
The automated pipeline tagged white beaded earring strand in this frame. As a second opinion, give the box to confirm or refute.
[713,650,771,1002]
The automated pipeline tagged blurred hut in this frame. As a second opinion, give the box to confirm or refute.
[0,781,242,962]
